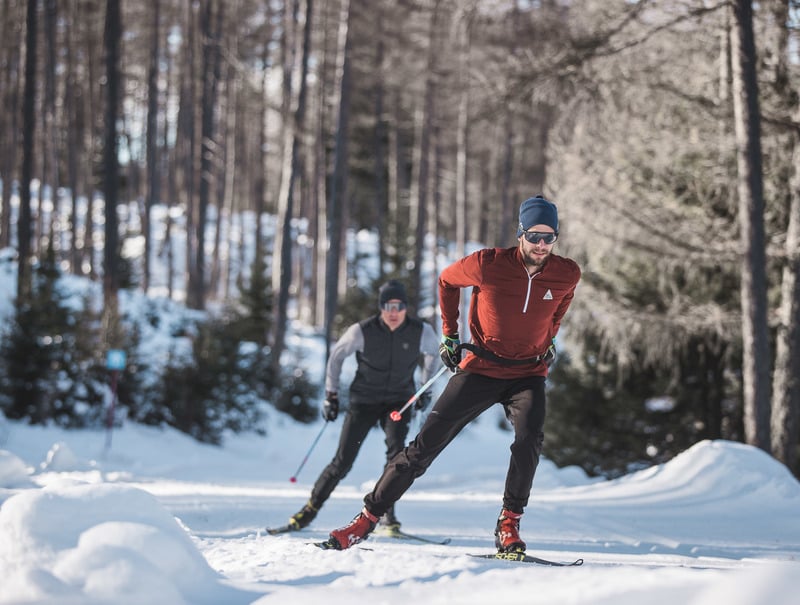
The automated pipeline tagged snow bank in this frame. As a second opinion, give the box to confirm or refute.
[0,482,255,604]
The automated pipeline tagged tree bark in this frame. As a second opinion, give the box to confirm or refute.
[143,0,161,294]
[188,0,222,310]
[102,0,122,348]
[271,0,313,377]
[181,1,199,308]
[324,0,352,359]
[372,3,388,282]
[41,0,58,251]
[767,0,799,473]
[410,0,441,309]
[771,147,800,470]
[18,0,38,303]
[454,7,472,263]
[0,0,21,249]
[730,0,771,451]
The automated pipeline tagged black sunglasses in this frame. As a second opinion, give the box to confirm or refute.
[522,231,558,245]
[381,301,407,312]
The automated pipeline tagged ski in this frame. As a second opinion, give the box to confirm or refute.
[470,552,583,567]
[266,524,299,535]
[312,540,582,565]
[376,526,452,545]
[312,531,449,549]
[284,525,449,544]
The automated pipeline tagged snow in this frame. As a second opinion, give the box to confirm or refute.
[1,415,799,604]
[1,204,800,603]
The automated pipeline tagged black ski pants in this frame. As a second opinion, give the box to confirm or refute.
[364,370,546,517]
[310,401,411,514]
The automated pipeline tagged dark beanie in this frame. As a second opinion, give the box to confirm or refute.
[516,195,559,237]
[378,280,408,306]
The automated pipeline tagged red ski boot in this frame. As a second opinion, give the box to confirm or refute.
[325,508,378,550]
[494,509,526,553]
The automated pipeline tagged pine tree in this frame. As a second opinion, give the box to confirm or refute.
[0,242,96,425]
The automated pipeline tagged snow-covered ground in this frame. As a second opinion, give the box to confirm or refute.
[1,411,799,605]
[1,200,799,603]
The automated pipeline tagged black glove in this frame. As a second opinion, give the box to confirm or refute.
[322,392,339,422]
[543,339,556,368]
[439,334,461,371]
[415,390,432,412]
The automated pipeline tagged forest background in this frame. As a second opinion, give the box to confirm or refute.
[0,0,798,479]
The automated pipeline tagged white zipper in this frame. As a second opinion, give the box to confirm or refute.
[522,271,539,313]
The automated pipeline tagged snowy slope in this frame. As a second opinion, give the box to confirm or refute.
[1,415,799,605]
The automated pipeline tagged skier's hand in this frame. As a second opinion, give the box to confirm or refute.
[415,391,432,412]
[439,334,461,371]
[543,339,556,368]
[322,392,339,422]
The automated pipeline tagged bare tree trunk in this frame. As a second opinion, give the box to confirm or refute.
[84,8,101,280]
[730,0,771,451]
[102,0,122,348]
[410,1,441,309]
[324,0,352,359]
[771,148,800,470]
[372,3,388,282]
[454,8,472,263]
[271,0,313,378]
[18,0,38,303]
[209,5,227,303]
[312,0,332,329]
[163,42,176,299]
[386,86,401,256]
[254,11,272,262]
[181,1,199,307]
[767,0,799,471]
[212,31,238,301]
[1,0,23,250]
[188,0,222,310]
[143,0,161,294]
[272,0,300,297]
[219,76,238,302]
[41,0,58,253]
[63,0,83,276]
[497,2,519,248]
[275,0,296,214]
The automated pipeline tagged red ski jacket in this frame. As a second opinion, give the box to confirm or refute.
[438,246,581,379]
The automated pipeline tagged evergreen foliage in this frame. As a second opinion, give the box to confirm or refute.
[235,249,273,347]
[546,328,744,478]
[0,247,317,443]
[0,244,107,426]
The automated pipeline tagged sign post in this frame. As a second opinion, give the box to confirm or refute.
[105,349,127,451]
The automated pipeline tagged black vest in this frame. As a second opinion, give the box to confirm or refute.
[349,315,425,405]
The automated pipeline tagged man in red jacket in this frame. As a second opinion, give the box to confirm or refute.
[321,195,581,552]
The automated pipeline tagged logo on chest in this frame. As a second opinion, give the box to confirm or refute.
[543,289,553,300]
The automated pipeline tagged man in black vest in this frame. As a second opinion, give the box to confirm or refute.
[281,280,439,532]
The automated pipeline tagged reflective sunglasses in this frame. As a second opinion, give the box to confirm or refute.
[381,301,407,312]
[522,231,558,245]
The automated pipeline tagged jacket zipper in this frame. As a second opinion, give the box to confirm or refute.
[522,271,540,313]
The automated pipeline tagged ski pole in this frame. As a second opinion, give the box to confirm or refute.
[390,365,449,422]
[289,421,329,483]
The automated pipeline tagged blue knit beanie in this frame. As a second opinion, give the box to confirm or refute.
[516,195,559,237]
